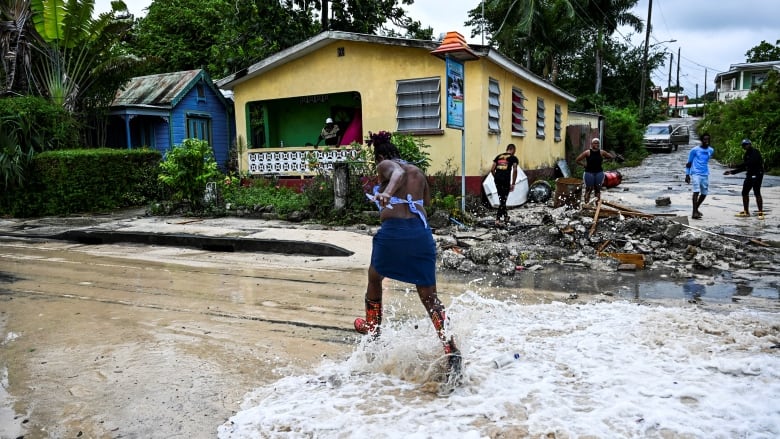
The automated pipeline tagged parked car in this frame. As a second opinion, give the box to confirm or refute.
[643,123,690,153]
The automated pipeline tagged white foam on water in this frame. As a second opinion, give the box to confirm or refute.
[218,292,780,438]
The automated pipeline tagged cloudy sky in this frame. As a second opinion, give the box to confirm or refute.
[101,0,778,96]
[405,0,779,96]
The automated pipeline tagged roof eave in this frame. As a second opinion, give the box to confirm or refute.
[484,49,577,102]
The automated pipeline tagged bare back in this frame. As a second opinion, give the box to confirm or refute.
[376,159,430,222]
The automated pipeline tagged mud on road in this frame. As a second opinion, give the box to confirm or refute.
[1,119,779,438]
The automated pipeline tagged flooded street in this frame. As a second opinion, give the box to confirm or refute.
[0,239,357,437]
[604,119,780,243]
[1,120,779,438]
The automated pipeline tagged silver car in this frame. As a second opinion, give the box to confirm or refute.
[643,123,690,153]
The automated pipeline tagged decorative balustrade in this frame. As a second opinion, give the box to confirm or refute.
[247,147,359,176]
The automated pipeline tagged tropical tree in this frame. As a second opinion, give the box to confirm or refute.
[466,0,576,76]
[29,0,136,112]
[0,0,38,95]
[130,0,230,75]
[745,39,780,63]
[580,0,642,94]
[316,0,429,37]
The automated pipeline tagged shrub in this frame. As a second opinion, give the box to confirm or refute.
[0,148,161,217]
[158,138,222,210]
[699,71,780,173]
[221,177,306,215]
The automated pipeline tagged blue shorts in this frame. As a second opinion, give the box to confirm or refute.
[691,174,709,195]
[583,171,605,189]
[371,218,436,286]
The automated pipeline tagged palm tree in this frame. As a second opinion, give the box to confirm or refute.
[466,0,575,81]
[29,0,135,112]
[582,0,643,94]
[0,0,38,95]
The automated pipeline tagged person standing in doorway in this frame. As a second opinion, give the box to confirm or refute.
[575,138,614,205]
[684,132,715,220]
[724,138,764,219]
[490,143,519,225]
[356,133,461,383]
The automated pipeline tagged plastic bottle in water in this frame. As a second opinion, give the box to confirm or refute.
[492,353,520,368]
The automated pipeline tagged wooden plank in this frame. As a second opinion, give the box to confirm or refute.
[602,200,644,213]
[588,199,602,237]
[619,211,655,218]
[600,252,645,269]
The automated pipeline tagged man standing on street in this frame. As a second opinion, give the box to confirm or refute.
[490,143,519,225]
[724,138,764,219]
[684,133,715,220]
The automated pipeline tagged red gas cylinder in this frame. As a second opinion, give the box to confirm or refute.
[604,170,622,188]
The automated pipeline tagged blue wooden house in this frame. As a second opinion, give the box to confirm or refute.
[107,69,233,169]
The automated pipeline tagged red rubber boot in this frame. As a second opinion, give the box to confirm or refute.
[354,297,382,337]
[430,308,462,387]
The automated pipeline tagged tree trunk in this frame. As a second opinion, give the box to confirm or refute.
[321,0,329,30]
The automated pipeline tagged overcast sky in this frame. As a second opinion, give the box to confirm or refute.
[102,0,779,97]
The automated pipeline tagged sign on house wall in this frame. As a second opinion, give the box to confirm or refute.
[446,57,464,129]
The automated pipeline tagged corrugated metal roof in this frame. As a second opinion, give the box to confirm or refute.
[111,69,202,108]
[216,31,575,102]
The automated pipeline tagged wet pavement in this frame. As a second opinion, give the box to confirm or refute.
[603,118,780,243]
[1,122,779,437]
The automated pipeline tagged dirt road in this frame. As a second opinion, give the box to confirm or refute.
[3,232,528,439]
[1,120,778,438]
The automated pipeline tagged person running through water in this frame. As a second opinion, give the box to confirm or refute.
[356,132,462,385]
[684,133,715,220]
[724,138,764,219]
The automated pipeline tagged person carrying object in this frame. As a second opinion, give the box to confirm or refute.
[490,143,519,225]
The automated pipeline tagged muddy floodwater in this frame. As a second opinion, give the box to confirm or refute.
[0,237,372,438]
[2,231,778,438]
[1,119,779,438]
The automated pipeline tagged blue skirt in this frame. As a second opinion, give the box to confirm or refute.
[371,218,436,286]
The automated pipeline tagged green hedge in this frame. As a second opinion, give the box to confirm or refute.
[1,148,162,217]
[0,96,80,151]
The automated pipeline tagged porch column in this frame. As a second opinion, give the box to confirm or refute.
[124,115,132,149]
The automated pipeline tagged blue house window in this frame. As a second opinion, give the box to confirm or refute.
[196,84,206,103]
[187,115,212,144]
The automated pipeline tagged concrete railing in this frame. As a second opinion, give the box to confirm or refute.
[246,147,359,176]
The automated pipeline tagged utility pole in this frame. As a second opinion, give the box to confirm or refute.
[675,47,681,117]
[667,52,673,116]
[704,69,708,118]
[639,0,653,117]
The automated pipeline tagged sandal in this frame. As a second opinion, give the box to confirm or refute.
[757,211,766,220]
[735,211,750,218]
[691,213,703,220]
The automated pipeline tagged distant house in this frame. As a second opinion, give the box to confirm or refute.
[107,69,234,170]
[714,61,780,102]
[216,31,575,193]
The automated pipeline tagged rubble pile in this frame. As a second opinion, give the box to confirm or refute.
[433,203,779,279]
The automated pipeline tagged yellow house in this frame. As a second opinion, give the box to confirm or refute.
[217,31,576,194]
